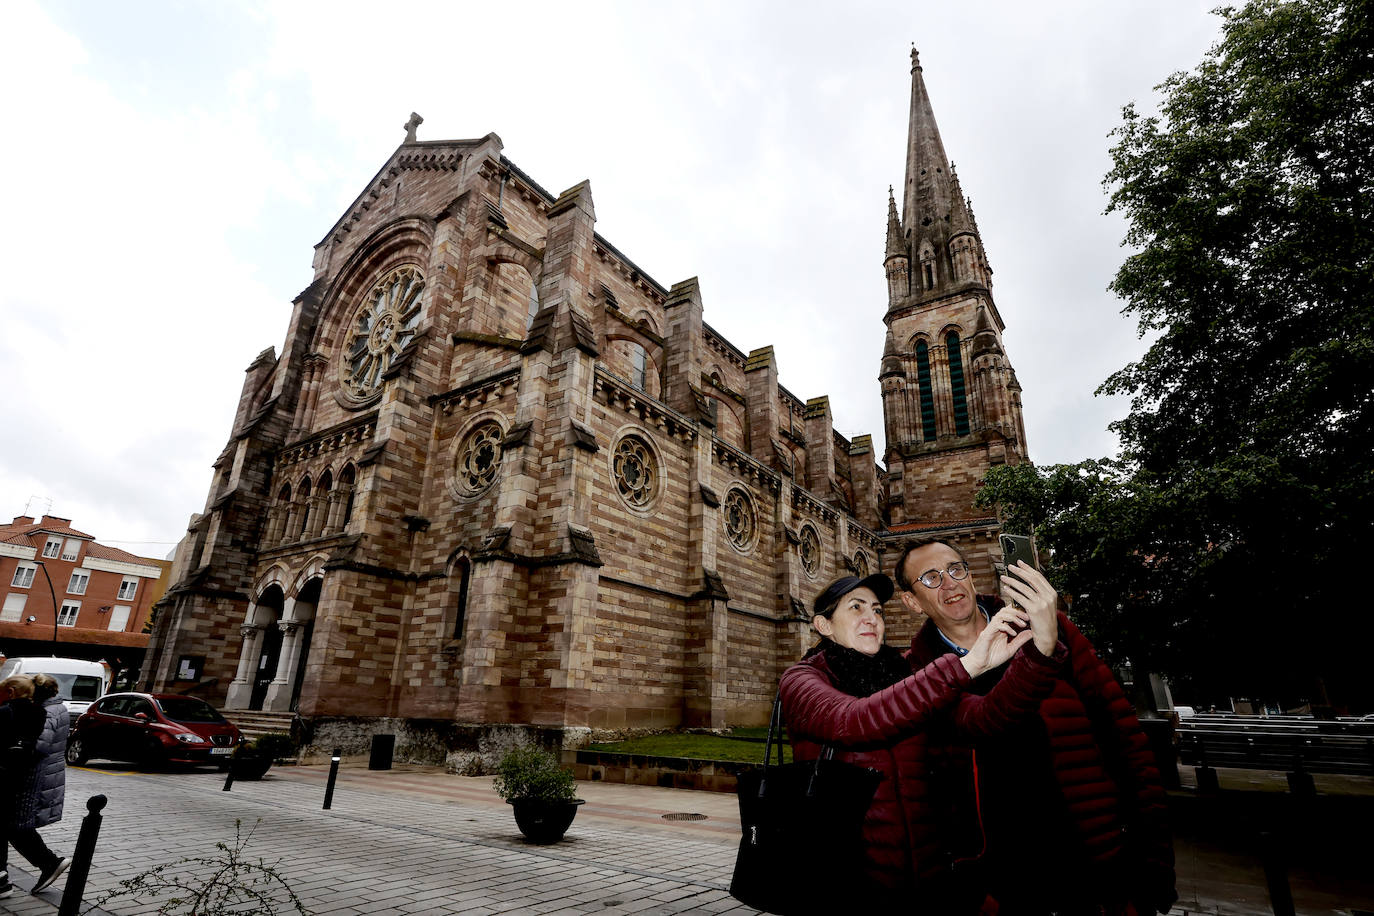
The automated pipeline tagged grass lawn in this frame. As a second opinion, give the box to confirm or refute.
[585,730,788,765]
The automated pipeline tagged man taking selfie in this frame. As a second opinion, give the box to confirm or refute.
[896,538,1176,915]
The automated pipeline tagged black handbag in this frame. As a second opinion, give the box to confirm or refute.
[729,690,882,914]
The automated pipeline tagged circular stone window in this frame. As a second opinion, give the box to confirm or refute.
[853,551,870,577]
[455,421,503,497]
[612,435,659,511]
[799,525,821,579]
[341,265,425,400]
[724,487,757,553]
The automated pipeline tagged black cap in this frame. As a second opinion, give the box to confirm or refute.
[812,573,895,618]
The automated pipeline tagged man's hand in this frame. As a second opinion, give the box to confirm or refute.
[960,607,1033,678]
[1000,561,1059,656]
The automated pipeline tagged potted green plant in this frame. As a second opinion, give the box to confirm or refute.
[492,745,584,843]
[231,732,294,780]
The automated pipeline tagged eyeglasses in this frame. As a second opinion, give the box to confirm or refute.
[916,561,970,590]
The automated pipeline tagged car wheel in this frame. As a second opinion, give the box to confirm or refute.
[67,735,88,766]
[141,738,166,770]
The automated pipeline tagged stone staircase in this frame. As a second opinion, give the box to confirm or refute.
[223,709,296,742]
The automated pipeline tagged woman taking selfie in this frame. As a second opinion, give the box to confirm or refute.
[779,572,1064,911]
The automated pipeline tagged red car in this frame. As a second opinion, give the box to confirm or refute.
[67,693,242,767]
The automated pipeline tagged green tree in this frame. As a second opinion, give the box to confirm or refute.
[980,0,1373,705]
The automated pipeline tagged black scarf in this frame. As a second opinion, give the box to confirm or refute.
[809,640,911,698]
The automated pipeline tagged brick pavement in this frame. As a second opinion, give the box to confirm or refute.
[1,763,1371,915]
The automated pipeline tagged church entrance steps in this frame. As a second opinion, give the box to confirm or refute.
[223,708,296,742]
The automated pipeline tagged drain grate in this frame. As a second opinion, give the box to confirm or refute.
[661,812,708,821]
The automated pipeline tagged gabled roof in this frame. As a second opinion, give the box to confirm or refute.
[0,516,93,540]
[83,543,153,565]
[0,516,158,567]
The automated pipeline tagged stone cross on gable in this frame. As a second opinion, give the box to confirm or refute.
[404,112,424,143]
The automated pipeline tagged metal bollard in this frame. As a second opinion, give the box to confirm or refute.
[323,748,342,810]
[222,762,235,792]
[1259,830,1296,916]
[1193,737,1220,793]
[57,794,108,916]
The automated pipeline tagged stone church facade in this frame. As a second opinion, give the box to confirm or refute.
[144,50,1027,759]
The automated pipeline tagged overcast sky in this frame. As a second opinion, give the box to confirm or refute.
[0,1,1223,556]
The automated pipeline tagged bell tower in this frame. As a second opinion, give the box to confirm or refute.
[880,47,1028,527]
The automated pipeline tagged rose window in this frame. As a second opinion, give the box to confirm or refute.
[341,266,425,399]
[799,526,821,578]
[724,488,756,552]
[612,436,658,509]
[853,552,870,577]
[456,422,503,496]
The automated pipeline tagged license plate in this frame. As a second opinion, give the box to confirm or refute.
[210,747,233,756]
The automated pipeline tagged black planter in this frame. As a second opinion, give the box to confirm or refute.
[510,798,585,843]
[231,755,274,780]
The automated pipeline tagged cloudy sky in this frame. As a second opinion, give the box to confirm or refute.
[1,0,1222,556]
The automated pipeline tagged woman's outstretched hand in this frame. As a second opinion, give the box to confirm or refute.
[960,606,1033,678]
[1000,561,1059,656]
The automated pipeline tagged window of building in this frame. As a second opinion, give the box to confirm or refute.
[946,331,970,436]
[632,343,648,391]
[526,279,541,329]
[11,564,36,589]
[1,593,25,622]
[799,525,822,579]
[68,571,89,595]
[915,341,937,441]
[724,487,757,553]
[450,558,470,640]
[454,422,503,497]
[61,539,81,561]
[117,577,138,600]
[108,605,131,631]
[42,537,62,558]
[57,601,80,627]
[341,265,425,400]
[611,434,660,512]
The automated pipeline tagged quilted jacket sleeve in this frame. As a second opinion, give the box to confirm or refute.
[780,653,971,746]
[951,639,1068,737]
[1062,614,1175,911]
[34,699,69,758]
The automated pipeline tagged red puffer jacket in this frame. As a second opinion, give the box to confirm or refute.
[779,641,1065,900]
[909,610,1176,912]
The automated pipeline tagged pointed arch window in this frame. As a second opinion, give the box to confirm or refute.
[338,465,357,529]
[915,341,937,441]
[449,556,471,640]
[631,343,648,390]
[297,477,313,537]
[526,278,541,329]
[947,331,970,436]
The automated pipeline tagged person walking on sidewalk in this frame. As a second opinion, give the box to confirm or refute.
[0,675,45,899]
[898,538,1176,915]
[12,673,70,894]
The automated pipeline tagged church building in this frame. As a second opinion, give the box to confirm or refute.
[143,49,1027,762]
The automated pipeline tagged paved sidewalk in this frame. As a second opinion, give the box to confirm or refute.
[0,762,1370,915]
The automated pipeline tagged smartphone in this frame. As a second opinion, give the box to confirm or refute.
[999,534,1038,573]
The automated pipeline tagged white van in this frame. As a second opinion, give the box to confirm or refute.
[0,656,111,717]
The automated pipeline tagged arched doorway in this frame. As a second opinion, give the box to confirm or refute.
[289,578,320,711]
[249,586,285,710]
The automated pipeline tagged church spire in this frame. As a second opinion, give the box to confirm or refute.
[885,185,904,260]
[902,45,955,241]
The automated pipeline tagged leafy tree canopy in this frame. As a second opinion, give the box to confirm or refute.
[979,0,1374,707]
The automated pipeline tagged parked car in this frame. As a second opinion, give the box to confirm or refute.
[67,693,242,767]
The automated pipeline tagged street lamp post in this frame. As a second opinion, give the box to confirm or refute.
[34,560,60,655]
